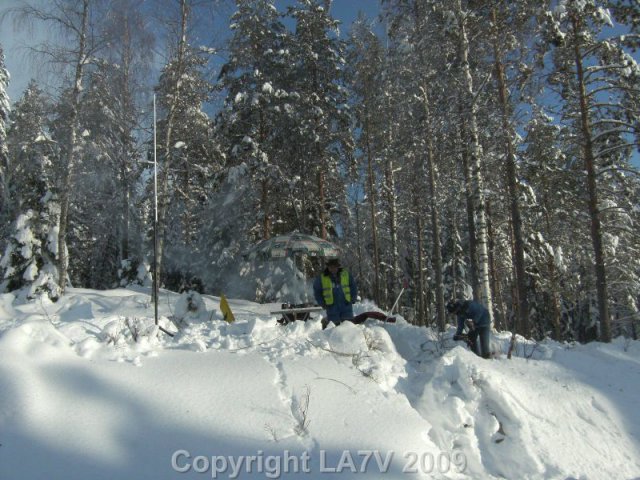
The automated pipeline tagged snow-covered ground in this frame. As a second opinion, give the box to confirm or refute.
[0,287,639,480]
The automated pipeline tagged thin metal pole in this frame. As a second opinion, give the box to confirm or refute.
[153,94,159,327]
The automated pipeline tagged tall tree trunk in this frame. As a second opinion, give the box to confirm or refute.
[299,143,308,233]
[412,1,444,329]
[458,119,479,300]
[120,161,130,260]
[416,212,425,326]
[384,158,399,307]
[456,0,493,318]
[548,258,563,339]
[486,200,504,330]
[451,212,460,298]
[571,13,611,342]
[259,108,271,240]
[261,179,271,240]
[543,208,563,340]
[365,119,381,305]
[0,133,9,218]
[422,89,445,331]
[364,113,381,305]
[318,168,327,239]
[58,0,90,294]
[492,8,529,337]
[355,198,364,285]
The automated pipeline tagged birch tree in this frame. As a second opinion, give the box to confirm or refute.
[0,44,9,221]
[289,0,353,240]
[452,0,494,319]
[6,0,105,294]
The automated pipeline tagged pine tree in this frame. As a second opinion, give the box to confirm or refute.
[522,108,580,339]
[485,2,545,337]
[408,0,450,329]
[215,0,291,241]
[542,0,640,342]
[160,61,216,290]
[288,0,353,239]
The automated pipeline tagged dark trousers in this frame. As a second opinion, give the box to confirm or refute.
[468,325,491,359]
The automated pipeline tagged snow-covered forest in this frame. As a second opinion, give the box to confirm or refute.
[0,0,639,344]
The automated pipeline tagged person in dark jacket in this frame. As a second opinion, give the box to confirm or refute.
[446,299,492,359]
[313,258,358,327]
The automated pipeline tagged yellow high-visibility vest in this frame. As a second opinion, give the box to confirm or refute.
[321,270,351,306]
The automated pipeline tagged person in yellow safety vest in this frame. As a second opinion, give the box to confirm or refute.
[312,257,358,327]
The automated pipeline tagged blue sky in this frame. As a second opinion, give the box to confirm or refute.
[1,0,382,101]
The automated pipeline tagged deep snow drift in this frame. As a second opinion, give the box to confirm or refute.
[0,287,639,479]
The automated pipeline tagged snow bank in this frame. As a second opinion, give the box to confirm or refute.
[412,346,640,479]
[0,287,639,479]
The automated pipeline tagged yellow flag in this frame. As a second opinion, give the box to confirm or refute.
[220,294,235,323]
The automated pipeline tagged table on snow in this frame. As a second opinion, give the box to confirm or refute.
[270,306,324,325]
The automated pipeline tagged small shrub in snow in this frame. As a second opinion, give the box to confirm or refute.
[101,319,125,345]
[264,423,279,442]
[126,317,144,342]
[101,317,159,345]
[293,385,311,436]
[363,329,386,352]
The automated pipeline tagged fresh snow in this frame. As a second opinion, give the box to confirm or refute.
[0,287,639,479]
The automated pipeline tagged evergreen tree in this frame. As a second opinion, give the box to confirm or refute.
[522,108,580,339]
[1,79,62,299]
[288,0,353,239]
[6,81,53,213]
[0,195,62,300]
[150,0,216,289]
[160,62,217,290]
[65,66,129,288]
[215,0,291,241]
[542,0,640,341]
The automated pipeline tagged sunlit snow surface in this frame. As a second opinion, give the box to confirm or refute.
[0,287,639,479]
